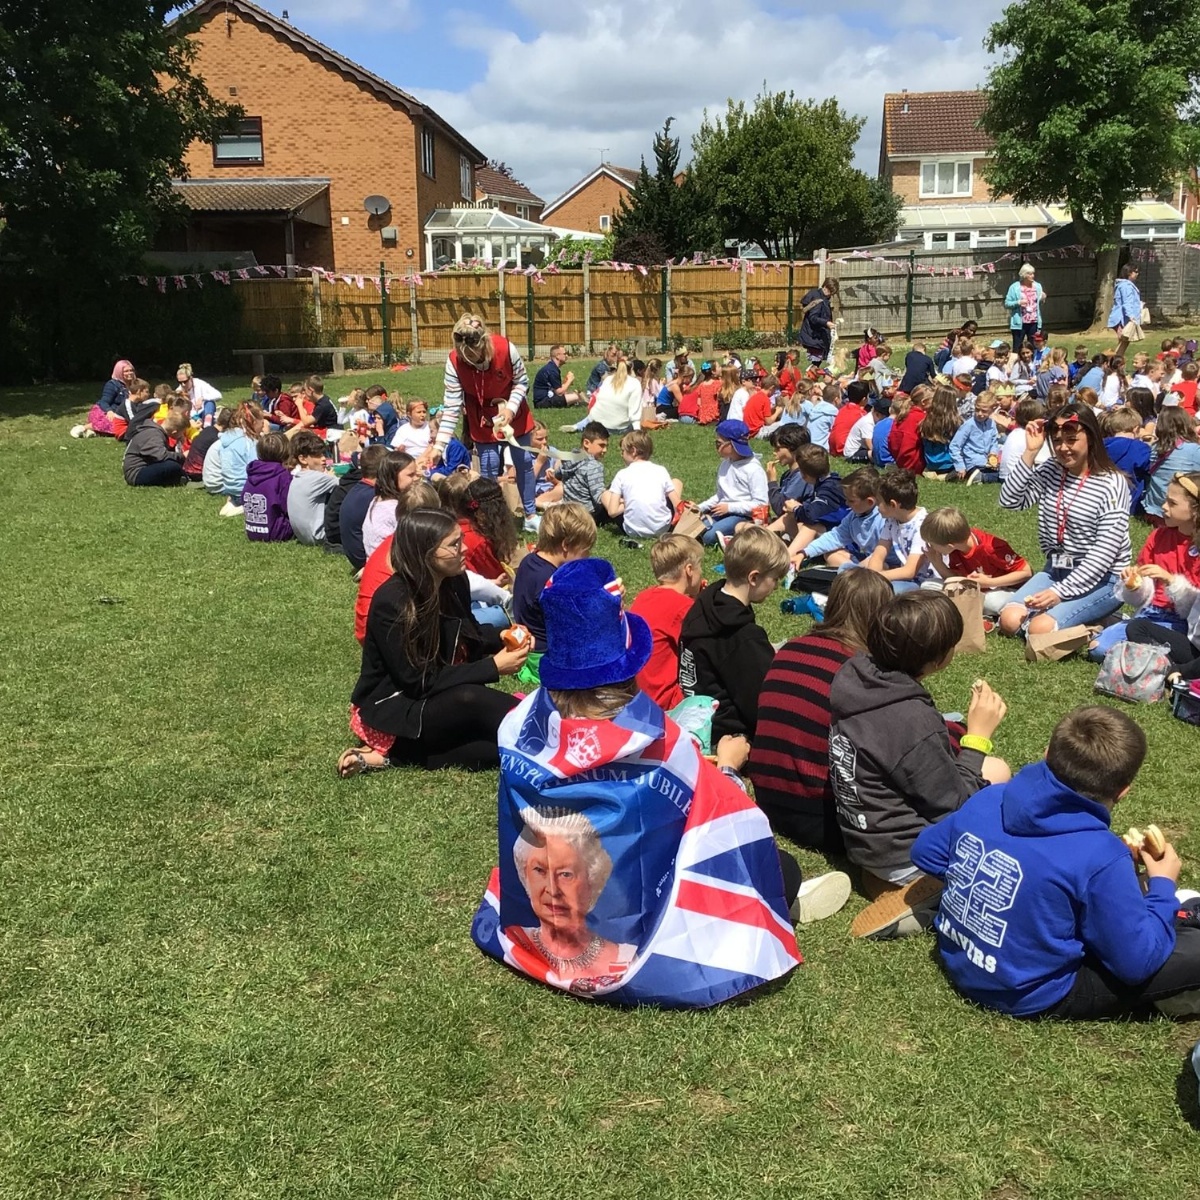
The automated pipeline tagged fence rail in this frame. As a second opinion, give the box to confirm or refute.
[229,262,821,363]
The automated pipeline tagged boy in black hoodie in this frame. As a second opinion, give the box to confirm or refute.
[678,526,788,741]
[829,591,1011,939]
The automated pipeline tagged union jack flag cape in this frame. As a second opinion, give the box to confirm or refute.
[471,688,801,1008]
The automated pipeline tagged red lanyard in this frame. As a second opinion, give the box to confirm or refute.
[1054,468,1090,544]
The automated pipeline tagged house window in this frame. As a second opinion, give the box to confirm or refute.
[460,154,472,201]
[976,228,1007,247]
[515,203,529,220]
[1015,228,1036,243]
[929,232,948,248]
[599,214,611,231]
[213,117,263,166]
[421,127,436,179]
[919,159,972,198]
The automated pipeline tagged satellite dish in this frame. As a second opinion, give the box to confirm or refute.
[363,194,391,216]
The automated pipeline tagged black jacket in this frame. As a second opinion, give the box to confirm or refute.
[828,653,985,876]
[324,465,361,547]
[352,573,503,740]
[798,288,833,356]
[678,585,775,740]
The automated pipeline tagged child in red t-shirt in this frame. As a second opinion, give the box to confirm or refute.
[920,505,1032,621]
[1170,361,1199,416]
[741,375,781,437]
[628,535,705,711]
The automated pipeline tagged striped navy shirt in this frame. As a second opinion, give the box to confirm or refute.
[1000,456,1131,598]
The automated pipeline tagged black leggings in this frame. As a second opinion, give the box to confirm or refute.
[387,685,517,772]
[1040,926,1200,1020]
[1125,619,1200,681]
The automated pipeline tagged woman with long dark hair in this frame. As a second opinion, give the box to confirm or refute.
[998,405,1131,638]
[338,508,527,777]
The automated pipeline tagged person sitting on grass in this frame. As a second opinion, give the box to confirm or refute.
[768,445,847,557]
[1099,405,1152,514]
[217,401,265,518]
[679,526,789,743]
[764,424,813,525]
[793,467,894,574]
[332,443,386,563]
[949,390,1001,483]
[628,534,706,711]
[829,591,1012,940]
[242,431,294,542]
[512,501,597,687]
[887,384,930,473]
[695,420,769,547]
[339,508,527,779]
[844,394,887,463]
[858,466,934,593]
[750,569,894,854]
[919,506,1032,620]
[913,706,1200,1020]
[554,421,609,522]
[601,430,683,543]
[76,359,136,438]
[918,385,962,480]
[533,345,582,408]
[801,382,842,451]
[185,406,232,486]
[998,404,1130,640]
[361,450,419,561]
[287,430,338,546]
[122,410,187,488]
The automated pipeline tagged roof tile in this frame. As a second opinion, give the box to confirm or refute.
[172,178,329,214]
[474,166,543,206]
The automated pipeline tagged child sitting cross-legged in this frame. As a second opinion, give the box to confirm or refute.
[860,466,936,593]
[913,706,1200,1019]
[628,534,706,710]
[794,467,896,573]
[512,501,598,686]
[765,445,848,558]
[695,420,769,547]
[920,506,1032,620]
[829,590,1011,940]
[554,421,609,522]
[679,526,789,742]
[601,430,683,542]
[949,389,1002,483]
[763,424,813,524]
[242,431,294,541]
[287,430,338,545]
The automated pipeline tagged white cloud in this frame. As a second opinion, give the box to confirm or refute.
[418,0,1006,204]
[267,0,417,30]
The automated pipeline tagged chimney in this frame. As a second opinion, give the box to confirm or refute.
[901,88,909,115]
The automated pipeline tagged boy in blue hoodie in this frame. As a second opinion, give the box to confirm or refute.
[913,706,1200,1019]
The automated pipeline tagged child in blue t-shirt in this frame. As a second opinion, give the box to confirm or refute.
[800,383,840,450]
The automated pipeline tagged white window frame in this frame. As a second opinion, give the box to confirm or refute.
[975,228,1008,247]
[421,127,436,179]
[1014,228,1036,243]
[459,155,472,200]
[919,159,973,199]
[599,213,611,231]
[514,203,529,220]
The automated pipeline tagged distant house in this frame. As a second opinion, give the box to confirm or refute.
[541,164,640,235]
[879,89,1186,249]
[474,167,544,222]
[165,0,485,271]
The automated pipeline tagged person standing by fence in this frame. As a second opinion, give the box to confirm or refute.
[427,313,540,534]
[799,278,839,367]
[1004,264,1045,352]
[1108,264,1145,359]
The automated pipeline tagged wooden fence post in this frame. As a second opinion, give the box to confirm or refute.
[311,267,323,331]
[498,268,507,338]
[739,260,748,326]
[380,261,391,364]
[409,280,420,365]
[582,261,591,352]
[664,266,672,348]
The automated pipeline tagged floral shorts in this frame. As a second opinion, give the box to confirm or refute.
[349,704,395,756]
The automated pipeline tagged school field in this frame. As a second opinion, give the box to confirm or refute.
[2,350,1200,1199]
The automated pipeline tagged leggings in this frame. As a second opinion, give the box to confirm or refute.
[364,684,518,772]
[1125,619,1200,681]
[130,459,183,487]
[1039,925,1200,1020]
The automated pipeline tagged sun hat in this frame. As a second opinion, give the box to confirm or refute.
[539,558,652,690]
[715,418,753,458]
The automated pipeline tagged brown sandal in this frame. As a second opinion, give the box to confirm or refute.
[337,747,389,779]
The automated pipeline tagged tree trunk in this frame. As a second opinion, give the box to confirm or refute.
[1090,241,1120,333]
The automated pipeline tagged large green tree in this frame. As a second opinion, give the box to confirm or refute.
[980,0,1200,327]
[0,1,238,370]
[688,92,900,259]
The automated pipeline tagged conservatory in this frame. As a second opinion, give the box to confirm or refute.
[423,205,603,268]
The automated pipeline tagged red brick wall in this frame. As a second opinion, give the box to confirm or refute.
[180,8,474,270]
[545,175,631,233]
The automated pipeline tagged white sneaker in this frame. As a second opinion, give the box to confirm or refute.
[716,530,731,552]
[69,424,86,438]
[83,427,97,438]
[791,871,852,925]
[522,514,541,534]
[218,500,244,518]
[1177,889,1200,905]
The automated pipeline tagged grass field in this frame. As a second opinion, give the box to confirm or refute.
[3,349,1200,1199]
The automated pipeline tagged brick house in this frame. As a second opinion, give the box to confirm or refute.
[164,0,485,271]
[879,89,1186,249]
[540,165,639,234]
[474,167,544,222]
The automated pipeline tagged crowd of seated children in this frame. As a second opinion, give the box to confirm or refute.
[914,706,1200,1020]
[512,501,598,686]
[601,431,683,543]
[695,420,769,546]
[679,526,788,742]
[628,534,705,710]
[829,591,1012,940]
[920,506,1032,620]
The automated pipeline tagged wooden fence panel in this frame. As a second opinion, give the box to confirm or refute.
[745,262,821,338]
[528,271,585,350]
[669,265,741,340]
[234,279,316,348]
[322,278,387,357]
[589,269,663,346]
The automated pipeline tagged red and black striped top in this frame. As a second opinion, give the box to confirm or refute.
[748,633,854,853]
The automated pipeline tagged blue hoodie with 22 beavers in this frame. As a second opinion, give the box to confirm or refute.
[912,761,1178,1016]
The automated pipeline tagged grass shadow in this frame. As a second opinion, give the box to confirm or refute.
[1175,1045,1200,1130]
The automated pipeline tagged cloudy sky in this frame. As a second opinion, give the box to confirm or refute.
[268,0,1010,203]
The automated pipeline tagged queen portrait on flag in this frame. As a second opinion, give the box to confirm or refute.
[472,557,805,1009]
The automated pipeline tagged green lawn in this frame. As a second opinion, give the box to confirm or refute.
[2,354,1200,1199]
